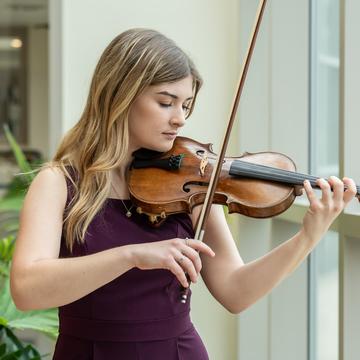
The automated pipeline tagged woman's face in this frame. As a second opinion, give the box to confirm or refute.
[128,75,194,153]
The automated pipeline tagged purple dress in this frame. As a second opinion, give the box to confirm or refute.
[52,176,208,359]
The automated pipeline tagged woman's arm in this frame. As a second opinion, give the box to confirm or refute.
[11,168,214,311]
[10,168,136,310]
[195,176,356,314]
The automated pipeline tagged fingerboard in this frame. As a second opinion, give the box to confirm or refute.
[229,160,360,196]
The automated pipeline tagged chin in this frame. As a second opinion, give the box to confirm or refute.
[146,140,175,153]
[161,143,175,152]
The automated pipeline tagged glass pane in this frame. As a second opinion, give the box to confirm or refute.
[314,63,339,177]
[309,232,339,360]
[310,0,340,360]
[311,0,339,178]
[316,0,339,57]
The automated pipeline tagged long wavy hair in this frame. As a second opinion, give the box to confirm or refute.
[44,28,202,251]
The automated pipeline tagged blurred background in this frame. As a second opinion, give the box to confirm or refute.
[0,0,359,359]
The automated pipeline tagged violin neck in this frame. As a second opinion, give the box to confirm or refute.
[229,160,360,197]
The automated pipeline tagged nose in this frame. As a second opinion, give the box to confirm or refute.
[169,108,186,128]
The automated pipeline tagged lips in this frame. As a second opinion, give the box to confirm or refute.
[162,131,178,136]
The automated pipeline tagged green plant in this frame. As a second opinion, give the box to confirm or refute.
[0,124,34,215]
[0,125,58,359]
[0,277,57,360]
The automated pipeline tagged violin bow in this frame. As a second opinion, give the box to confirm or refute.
[194,0,268,242]
[181,0,268,303]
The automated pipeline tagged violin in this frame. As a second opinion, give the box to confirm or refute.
[127,136,360,225]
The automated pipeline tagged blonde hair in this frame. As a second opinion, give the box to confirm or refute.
[44,28,202,251]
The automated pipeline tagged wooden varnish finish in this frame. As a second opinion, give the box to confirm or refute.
[127,137,300,220]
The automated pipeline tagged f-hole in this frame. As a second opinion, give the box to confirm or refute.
[183,181,210,193]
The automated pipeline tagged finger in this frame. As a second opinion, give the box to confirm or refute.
[170,259,189,288]
[303,179,317,204]
[185,239,215,257]
[181,247,202,274]
[317,178,331,205]
[328,176,344,205]
[176,253,198,283]
[343,177,357,203]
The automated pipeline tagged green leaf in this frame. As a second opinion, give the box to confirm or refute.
[0,212,19,243]
[3,327,27,356]
[0,327,42,359]
[21,344,41,359]
[0,198,23,212]
[3,125,34,184]
[0,351,20,360]
[0,236,15,263]
[0,278,58,339]
[1,178,27,200]
[3,348,29,359]
[0,343,6,356]
[0,262,9,277]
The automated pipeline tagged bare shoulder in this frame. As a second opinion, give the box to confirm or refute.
[14,167,69,263]
[31,166,67,190]
[25,166,68,210]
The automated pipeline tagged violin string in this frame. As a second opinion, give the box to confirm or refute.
[233,160,311,183]
[231,160,319,184]
[232,160,360,194]
[230,160,360,194]
[234,161,322,186]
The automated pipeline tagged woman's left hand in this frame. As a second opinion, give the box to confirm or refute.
[301,176,357,245]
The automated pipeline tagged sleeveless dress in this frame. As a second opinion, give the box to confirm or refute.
[52,174,209,360]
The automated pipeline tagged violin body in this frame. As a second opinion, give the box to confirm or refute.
[127,137,302,222]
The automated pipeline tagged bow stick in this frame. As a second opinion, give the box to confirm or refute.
[181,0,268,303]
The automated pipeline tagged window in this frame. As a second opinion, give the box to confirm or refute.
[309,1,340,359]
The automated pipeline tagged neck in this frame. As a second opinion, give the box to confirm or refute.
[118,149,136,178]
[110,151,135,199]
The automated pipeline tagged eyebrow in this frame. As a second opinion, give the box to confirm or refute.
[156,91,193,101]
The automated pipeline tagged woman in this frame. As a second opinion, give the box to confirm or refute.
[10,29,356,359]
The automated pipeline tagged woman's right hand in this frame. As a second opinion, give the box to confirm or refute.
[128,238,215,288]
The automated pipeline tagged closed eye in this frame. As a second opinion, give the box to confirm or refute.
[159,102,191,115]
